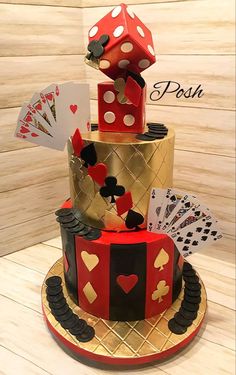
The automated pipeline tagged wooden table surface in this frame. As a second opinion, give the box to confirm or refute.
[0,237,235,375]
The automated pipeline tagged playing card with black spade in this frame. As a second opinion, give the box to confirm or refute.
[170,214,223,257]
[147,187,223,257]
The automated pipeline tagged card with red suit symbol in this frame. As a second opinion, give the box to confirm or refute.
[15,82,91,150]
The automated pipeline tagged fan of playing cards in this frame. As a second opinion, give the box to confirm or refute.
[14,82,90,150]
[148,188,223,258]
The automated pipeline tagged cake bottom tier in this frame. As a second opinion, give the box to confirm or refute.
[60,202,184,321]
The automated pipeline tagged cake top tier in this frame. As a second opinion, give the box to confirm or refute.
[85,3,156,80]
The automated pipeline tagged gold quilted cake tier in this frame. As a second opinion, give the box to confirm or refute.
[68,129,175,230]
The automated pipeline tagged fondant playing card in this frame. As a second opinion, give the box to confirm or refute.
[171,215,223,257]
[15,82,91,150]
[160,189,189,231]
[147,187,223,257]
[55,82,91,136]
[147,188,166,232]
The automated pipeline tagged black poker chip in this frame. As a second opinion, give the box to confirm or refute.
[168,318,187,335]
[183,269,197,277]
[54,309,74,322]
[46,294,66,304]
[49,299,67,310]
[56,215,75,224]
[181,300,200,312]
[144,132,165,139]
[50,304,69,316]
[147,122,166,128]
[84,228,101,241]
[62,219,80,228]
[55,208,73,217]
[184,275,200,284]
[174,312,192,327]
[60,314,80,330]
[45,276,62,288]
[179,307,198,321]
[46,286,63,296]
[183,262,193,271]
[76,226,92,236]
[76,325,95,343]
[67,223,85,233]
[185,283,201,292]
[136,134,156,141]
[68,319,87,335]
[184,294,201,304]
[184,288,201,298]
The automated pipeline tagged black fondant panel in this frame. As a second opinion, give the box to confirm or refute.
[109,242,147,321]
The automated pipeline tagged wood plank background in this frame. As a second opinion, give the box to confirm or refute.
[0,0,235,257]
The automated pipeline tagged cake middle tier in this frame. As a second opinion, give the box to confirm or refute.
[68,129,175,231]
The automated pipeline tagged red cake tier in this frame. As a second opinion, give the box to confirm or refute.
[60,201,184,321]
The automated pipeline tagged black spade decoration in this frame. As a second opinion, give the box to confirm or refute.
[125,209,144,230]
[100,176,125,203]
[80,143,97,167]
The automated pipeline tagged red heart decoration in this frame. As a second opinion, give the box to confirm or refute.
[20,126,30,134]
[25,115,32,122]
[117,274,138,294]
[88,163,107,186]
[31,132,39,137]
[35,103,42,111]
[46,93,53,101]
[70,104,78,114]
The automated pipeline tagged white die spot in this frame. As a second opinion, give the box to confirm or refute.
[99,60,111,69]
[127,7,135,19]
[137,26,145,37]
[89,26,98,37]
[112,5,122,18]
[148,45,155,56]
[103,91,115,103]
[113,25,124,38]
[138,59,150,69]
[104,111,115,123]
[118,59,130,69]
[124,114,135,126]
[121,42,134,53]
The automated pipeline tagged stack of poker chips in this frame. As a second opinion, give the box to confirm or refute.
[46,276,95,342]
[168,262,201,335]
[136,123,168,141]
[55,208,101,241]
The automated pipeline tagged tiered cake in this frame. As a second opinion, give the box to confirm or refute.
[40,3,207,364]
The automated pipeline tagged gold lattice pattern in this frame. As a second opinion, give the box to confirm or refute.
[68,131,175,230]
[42,258,206,359]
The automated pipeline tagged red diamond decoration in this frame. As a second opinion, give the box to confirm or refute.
[116,191,133,216]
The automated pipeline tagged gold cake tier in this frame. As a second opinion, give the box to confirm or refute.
[68,129,175,231]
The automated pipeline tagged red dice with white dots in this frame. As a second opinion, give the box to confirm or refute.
[98,81,146,133]
[88,3,156,80]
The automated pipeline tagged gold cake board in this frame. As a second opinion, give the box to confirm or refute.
[41,258,207,366]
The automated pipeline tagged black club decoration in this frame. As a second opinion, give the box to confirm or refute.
[100,176,125,203]
[86,34,110,60]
